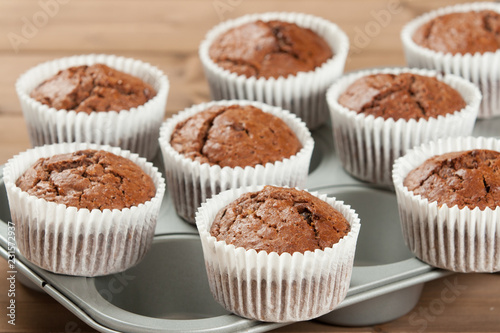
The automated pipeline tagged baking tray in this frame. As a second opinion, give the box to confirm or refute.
[0,118,498,332]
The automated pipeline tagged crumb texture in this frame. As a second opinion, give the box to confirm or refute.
[210,186,351,254]
[170,104,302,168]
[30,64,156,113]
[412,10,500,55]
[15,149,156,210]
[404,149,500,210]
[338,73,466,120]
[209,20,333,78]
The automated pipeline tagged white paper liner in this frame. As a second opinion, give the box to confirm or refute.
[3,142,166,277]
[326,67,481,186]
[195,185,361,322]
[158,100,314,224]
[401,2,500,119]
[199,12,349,129]
[392,136,500,272]
[15,54,170,160]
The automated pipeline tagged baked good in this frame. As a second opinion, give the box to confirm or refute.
[169,104,302,168]
[393,136,500,272]
[159,100,314,224]
[15,149,156,211]
[30,64,157,113]
[210,185,350,254]
[4,142,165,276]
[327,67,481,186]
[401,2,500,118]
[208,20,333,79]
[412,10,500,55]
[199,12,349,129]
[403,149,500,210]
[338,73,466,121]
[196,185,360,322]
[16,54,169,160]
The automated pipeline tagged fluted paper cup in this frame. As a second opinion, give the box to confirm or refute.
[199,12,349,129]
[401,2,500,118]
[327,67,481,186]
[3,142,166,276]
[15,54,170,160]
[195,185,361,322]
[158,100,314,223]
[393,136,500,272]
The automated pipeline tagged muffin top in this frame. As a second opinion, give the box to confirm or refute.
[412,10,500,55]
[210,186,351,255]
[209,20,333,79]
[169,104,303,168]
[403,149,500,210]
[30,64,157,113]
[15,149,156,210]
[337,73,466,121]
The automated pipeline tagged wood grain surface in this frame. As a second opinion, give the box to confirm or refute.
[0,0,499,332]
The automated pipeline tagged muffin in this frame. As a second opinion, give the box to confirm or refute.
[16,54,170,160]
[158,100,314,224]
[327,67,481,186]
[3,143,166,276]
[199,12,349,129]
[196,185,361,322]
[401,2,500,118]
[393,136,500,272]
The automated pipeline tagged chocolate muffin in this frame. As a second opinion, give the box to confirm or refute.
[30,64,157,113]
[208,20,333,79]
[210,185,351,254]
[338,73,467,120]
[412,10,500,55]
[403,149,500,210]
[169,104,303,168]
[15,149,156,211]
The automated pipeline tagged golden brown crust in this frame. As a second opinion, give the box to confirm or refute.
[30,64,156,113]
[338,73,466,120]
[15,150,156,210]
[403,149,500,210]
[210,186,351,254]
[412,10,500,55]
[170,105,302,168]
[209,20,333,79]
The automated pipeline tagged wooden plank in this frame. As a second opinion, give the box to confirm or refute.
[0,0,474,53]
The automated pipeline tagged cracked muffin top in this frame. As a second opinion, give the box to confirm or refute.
[169,104,302,168]
[208,20,333,79]
[210,186,351,254]
[412,10,500,55]
[15,149,156,210]
[404,149,500,210]
[337,73,466,121]
[29,64,156,113]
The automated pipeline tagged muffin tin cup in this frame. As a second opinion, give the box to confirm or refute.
[195,184,361,323]
[400,2,500,119]
[326,67,481,186]
[15,54,170,160]
[393,136,500,273]
[198,12,349,130]
[158,100,314,224]
[2,142,166,276]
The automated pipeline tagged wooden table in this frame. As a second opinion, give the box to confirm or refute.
[0,0,499,332]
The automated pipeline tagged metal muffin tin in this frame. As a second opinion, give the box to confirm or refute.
[0,118,498,332]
